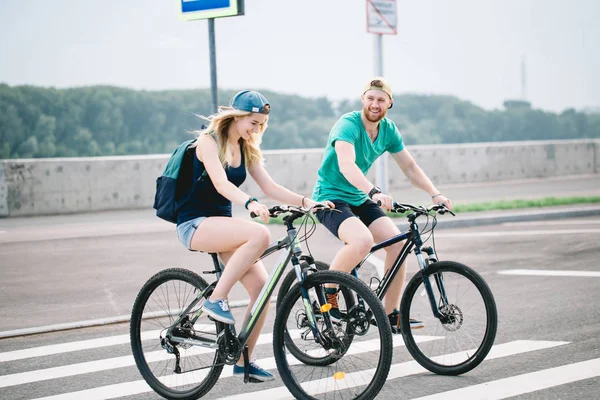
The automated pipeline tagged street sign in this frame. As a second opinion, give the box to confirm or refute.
[178,0,244,21]
[366,0,397,35]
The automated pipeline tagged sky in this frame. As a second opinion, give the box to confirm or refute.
[1,0,599,112]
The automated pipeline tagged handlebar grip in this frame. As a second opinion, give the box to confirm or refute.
[250,212,258,218]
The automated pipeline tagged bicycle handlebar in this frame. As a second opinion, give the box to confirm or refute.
[389,202,455,217]
[250,203,334,220]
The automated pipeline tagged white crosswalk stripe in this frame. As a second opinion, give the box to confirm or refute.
[411,358,600,400]
[0,327,596,400]
[216,340,570,400]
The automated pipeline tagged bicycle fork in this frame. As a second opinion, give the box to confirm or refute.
[415,247,450,320]
[294,259,336,347]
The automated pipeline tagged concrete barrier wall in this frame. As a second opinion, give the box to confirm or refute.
[1,139,598,217]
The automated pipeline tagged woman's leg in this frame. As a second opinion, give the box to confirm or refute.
[238,261,270,363]
[189,217,271,300]
[219,250,271,377]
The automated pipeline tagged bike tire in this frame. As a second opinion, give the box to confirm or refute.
[273,270,393,400]
[130,268,224,400]
[400,260,498,375]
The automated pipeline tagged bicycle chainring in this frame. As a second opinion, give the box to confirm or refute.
[217,330,242,365]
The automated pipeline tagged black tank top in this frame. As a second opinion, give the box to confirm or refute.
[177,144,246,224]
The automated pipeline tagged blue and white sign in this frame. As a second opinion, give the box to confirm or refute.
[178,0,244,21]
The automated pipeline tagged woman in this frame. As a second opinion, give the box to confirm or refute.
[176,90,332,382]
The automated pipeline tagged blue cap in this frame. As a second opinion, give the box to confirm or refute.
[230,90,270,114]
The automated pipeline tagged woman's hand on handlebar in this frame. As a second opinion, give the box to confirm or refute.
[248,200,270,223]
[373,192,393,211]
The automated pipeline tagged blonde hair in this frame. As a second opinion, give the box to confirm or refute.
[193,106,266,167]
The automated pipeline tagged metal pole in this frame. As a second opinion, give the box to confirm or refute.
[208,18,218,113]
[373,34,388,193]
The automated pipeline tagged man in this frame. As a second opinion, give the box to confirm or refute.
[313,77,453,332]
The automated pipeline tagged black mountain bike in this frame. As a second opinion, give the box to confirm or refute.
[130,205,393,400]
[277,203,498,376]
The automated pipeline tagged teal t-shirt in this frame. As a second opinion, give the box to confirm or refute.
[312,111,405,206]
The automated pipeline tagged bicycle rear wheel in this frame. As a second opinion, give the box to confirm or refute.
[400,260,497,375]
[130,268,224,399]
[274,270,393,400]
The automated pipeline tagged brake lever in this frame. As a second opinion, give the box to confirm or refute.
[436,204,455,216]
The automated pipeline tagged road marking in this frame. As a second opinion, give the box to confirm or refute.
[0,328,186,363]
[411,357,600,400]
[437,229,600,237]
[29,334,435,400]
[0,329,301,387]
[0,331,433,389]
[499,269,600,278]
[217,340,570,400]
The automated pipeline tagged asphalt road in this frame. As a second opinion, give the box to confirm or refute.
[1,212,599,399]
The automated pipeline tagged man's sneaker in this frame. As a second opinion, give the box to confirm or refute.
[409,318,425,330]
[233,360,275,382]
[372,309,424,334]
[325,288,343,321]
[201,298,235,325]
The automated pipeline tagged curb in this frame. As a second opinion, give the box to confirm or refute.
[0,297,278,340]
[394,206,600,230]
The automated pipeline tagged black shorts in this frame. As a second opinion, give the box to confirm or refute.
[316,199,387,239]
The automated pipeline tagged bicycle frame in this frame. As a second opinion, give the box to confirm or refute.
[355,214,448,319]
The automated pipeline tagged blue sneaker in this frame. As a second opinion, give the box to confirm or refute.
[201,298,235,325]
[233,360,275,382]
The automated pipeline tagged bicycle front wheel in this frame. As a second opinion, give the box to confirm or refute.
[400,260,498,375]
[130,268,224,400]
[274,270,393,400]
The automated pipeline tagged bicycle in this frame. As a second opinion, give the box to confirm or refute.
[130,204,393,400]
[277,202,498,376]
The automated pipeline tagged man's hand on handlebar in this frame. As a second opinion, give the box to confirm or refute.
[304,198,335,212]
[373,192,393,211]
[432,194,453,211]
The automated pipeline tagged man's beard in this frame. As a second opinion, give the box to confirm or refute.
[363,105,387,123]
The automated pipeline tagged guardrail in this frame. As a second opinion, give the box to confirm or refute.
[1,139,598,217]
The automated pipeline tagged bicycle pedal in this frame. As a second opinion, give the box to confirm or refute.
[247,377,264,384]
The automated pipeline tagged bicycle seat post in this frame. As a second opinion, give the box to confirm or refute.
[206,253,223,279]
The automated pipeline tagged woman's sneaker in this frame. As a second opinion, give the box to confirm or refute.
[201,298,235,325]
[233,361,275,382]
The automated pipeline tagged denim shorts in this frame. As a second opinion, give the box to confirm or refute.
[176,216,207,250]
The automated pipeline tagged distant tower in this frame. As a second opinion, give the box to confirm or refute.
[503,55,532,110]
[521,55,527,101]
